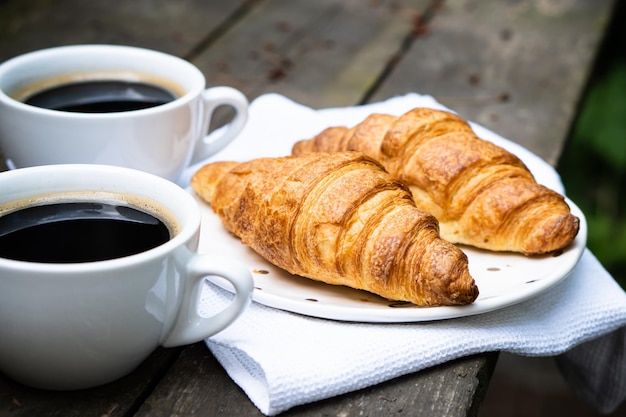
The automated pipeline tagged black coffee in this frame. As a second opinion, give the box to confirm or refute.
[0,202,170,263]
[23,80,177,113]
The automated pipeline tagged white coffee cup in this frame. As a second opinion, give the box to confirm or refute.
[0,45,248,182]
[0,164,253,390]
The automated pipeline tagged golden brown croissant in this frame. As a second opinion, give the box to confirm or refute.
[292,108,579,255]
[191,152,478,306]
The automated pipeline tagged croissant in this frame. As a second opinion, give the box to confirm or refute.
[292,108,579,255]
[191,152,478,306]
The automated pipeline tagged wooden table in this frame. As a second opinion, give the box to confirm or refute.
[0,0,616,415]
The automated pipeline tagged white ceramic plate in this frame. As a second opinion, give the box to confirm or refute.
[190,190,587,323]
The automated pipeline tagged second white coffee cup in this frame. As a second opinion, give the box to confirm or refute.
[0,45,248,182]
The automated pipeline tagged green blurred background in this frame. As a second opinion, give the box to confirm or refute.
[557,0,626,288]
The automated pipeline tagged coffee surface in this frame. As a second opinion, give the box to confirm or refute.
[0,202,171,263]
[23,80,177,113]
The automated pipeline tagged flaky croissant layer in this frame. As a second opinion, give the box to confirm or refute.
[192,152,478,306]
[293,108,580,255]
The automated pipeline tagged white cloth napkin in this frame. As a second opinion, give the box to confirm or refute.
[188,93,626,416]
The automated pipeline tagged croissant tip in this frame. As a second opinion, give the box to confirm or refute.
[191,161,239,203]
[522,213,580,255]
[424,282,479,306]
[418,245,478,306]
[292,140,306,156]
[452,272,480,305]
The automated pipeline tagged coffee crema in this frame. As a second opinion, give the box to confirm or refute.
[11,71,186,113]
[0,192,178,263]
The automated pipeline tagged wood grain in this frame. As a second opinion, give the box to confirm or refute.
[371,0,615,165]
[0,348,182,417]
[191,0,428,108]
[0,0,251,60]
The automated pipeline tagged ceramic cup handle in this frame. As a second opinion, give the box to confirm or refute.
[162,254,253,347]
[190,86,249,165]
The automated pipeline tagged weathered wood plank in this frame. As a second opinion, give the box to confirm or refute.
[135,342,497,417]
[0,347,182,417]
[371,0,616,165]
[191,0,429,108]
[134,343,263,417]
[0,0,252,61]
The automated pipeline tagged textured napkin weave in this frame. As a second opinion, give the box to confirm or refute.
[190,94,626,416]
[201,251,626,416]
